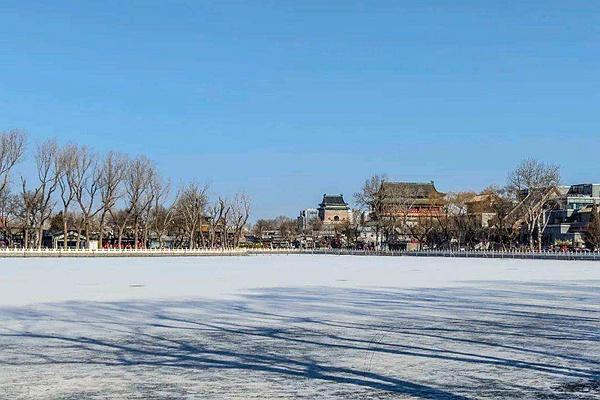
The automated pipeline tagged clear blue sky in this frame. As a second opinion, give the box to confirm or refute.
[1,1,599,219]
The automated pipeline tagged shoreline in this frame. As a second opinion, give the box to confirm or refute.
[0,248,598,261]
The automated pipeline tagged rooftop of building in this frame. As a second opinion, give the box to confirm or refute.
[381,181,445,199]
[465,192,501,204]
[320,194,349,207]
[566,183,600,197]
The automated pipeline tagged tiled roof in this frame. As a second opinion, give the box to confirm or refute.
[320,194,348,206]
[466,193,499,204]
[381,182,444,199]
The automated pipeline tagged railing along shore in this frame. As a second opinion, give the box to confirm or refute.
[260,248,600,261]
[0,248,248,258]
[0,247,598,261]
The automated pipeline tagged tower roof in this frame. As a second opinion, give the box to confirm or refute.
[320,194,348,207]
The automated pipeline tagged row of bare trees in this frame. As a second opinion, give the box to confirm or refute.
[0,130,251,249]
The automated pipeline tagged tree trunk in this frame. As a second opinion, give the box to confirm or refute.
[199,227,206,248]
[117,225,124,249]
[98,211,106,249]
[528,226,535,251]
[77,222,83,250]
[63,210,68,250]
[142,224,149,249]
[117,213,130,249]
[537,217,543,252]
[189,228,195,249]
[133,217,139,249]
[85,220,91,250]
[37,224,44,249]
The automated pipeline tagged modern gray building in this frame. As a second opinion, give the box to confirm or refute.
[544,183,600,247]
[298,208,319,231]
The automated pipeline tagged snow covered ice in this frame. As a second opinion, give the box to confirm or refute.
[0,255,598,399]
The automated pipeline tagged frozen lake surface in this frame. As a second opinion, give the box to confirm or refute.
[0,255,598,399]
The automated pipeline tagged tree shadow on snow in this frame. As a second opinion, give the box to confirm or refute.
[0,281,599,398]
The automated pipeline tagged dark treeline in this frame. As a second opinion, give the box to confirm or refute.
[0,130,250,249]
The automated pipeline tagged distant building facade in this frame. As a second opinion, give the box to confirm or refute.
[544,183,600,247]
[379,181,445,222]
[465,192,504,228]
[318,194,352,224]
[298,208,319,230]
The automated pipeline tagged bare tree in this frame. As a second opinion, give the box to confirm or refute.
[0,130,26,199]
[115,155,155,248]
[507,158,560,194]
[110,209,129,248]
[309,218,323,248]
[56,144,78,249]
[27,139,61,248]
[507,158,561,251]
[150,199,176,249]
[405,212,436,250]
[0,192,21,247]
[228,193,251,247]
[207,197,229,248]
[140,173,170,248]
[339,219,359,248]
[481,186,518,250]
[443,192,477,250]
[19,186,40,248]
[169,211,186,249]
[98,152,127,248]
[354,174,387,248]
[0,130,26,246]
[372,183,432,250]
[175,182,208,249]
[221,200,232,247]
[253,218,276,237]
[69,146,103,249]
